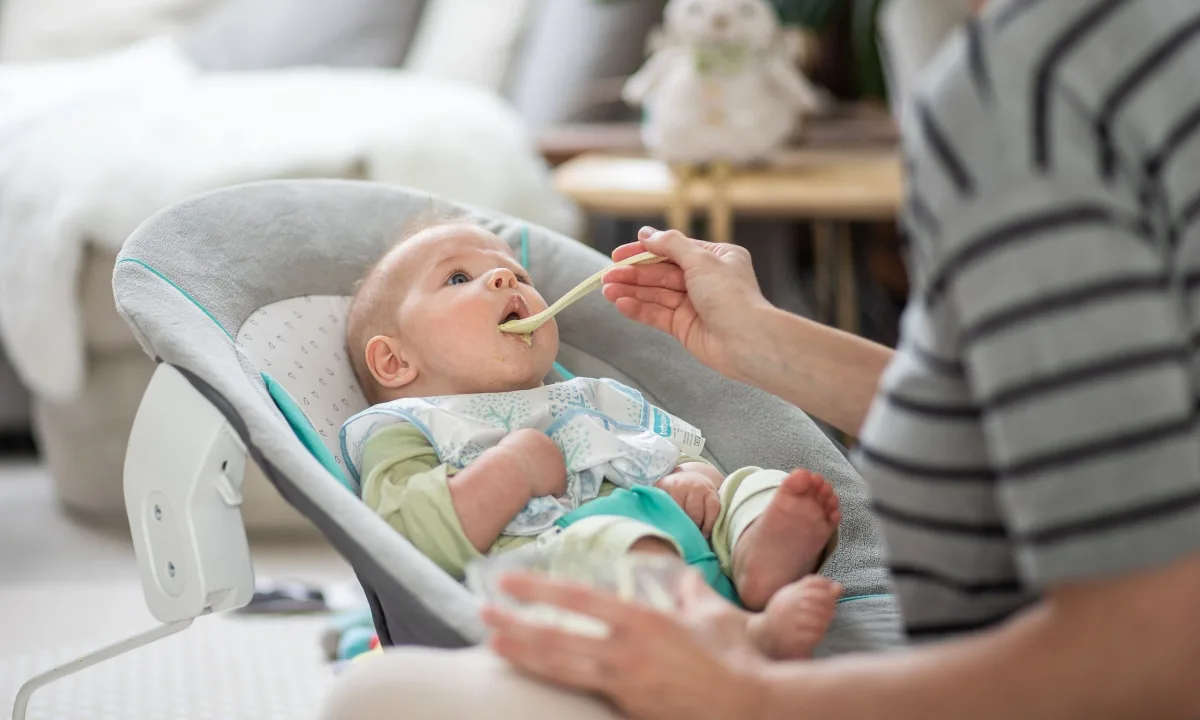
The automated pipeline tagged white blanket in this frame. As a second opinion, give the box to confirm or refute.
[0,37,574,402]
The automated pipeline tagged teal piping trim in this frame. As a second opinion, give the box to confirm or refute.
[261,370,352,490]
[552,361,575,381]
[519,225,529,268]
[119,257,351,486]
[117,258,233,341]
[837,593,894,605]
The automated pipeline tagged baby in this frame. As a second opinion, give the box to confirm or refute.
[341,218,843,659]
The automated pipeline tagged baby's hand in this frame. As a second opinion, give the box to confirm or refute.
[499,428,567,499]
[656,469,721,538]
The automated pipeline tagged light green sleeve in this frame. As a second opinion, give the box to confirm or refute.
[358,424,483,580]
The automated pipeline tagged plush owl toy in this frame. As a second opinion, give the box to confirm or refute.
[622,0,827,240]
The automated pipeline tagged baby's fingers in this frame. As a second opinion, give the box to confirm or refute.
[683,489,707,528]
[702,490,721,539]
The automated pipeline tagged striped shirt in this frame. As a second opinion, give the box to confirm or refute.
[856,0,1200,641]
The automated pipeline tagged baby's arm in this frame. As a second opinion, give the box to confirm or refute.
[360,425,565,578]
[448,428,567,553]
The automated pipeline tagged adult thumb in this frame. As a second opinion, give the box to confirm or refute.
[641,229,706,268]
[676,568,721,609]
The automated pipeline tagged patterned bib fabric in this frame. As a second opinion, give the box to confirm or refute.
[340,378,706,536]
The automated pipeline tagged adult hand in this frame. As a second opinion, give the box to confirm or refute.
[483,570,770,720]
[602,227,772,382]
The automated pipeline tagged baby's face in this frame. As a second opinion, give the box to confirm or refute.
[383,224,558,395]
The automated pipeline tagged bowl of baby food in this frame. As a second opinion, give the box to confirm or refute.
[466,544,689,636]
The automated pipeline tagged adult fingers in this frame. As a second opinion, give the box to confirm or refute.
[608,226,669,263]
[484,606,617,658]
[614,229,711,267]
[603,262,687,292]
[611,297,677,335]
[601,282,687,309]
[496,572,651,628]
[640,229,714,270]
[676,569,717,606]
[611,241,652,263]
[488,631,610,694]
[675,569,733,615]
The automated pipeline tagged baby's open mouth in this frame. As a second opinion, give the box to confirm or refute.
[499,295,530,325]
[499,297,534,345]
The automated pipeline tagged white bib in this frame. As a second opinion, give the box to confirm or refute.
[340,378,706,536]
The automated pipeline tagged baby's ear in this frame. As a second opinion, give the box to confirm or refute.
[364,335,418,391]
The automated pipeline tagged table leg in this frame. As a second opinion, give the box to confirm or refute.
[827,221,859,450]
[834,222,859,337]
[812,221,834,324]
[576,215,595,247]
[709,160,734,244]
[667,163,695,235]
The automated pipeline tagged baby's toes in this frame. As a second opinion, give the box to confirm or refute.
[818,491,841,521]
[782,469,820,496]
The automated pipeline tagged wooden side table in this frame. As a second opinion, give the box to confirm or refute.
[553,149,904,336]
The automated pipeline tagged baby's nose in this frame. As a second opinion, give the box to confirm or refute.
[489,268,518,290]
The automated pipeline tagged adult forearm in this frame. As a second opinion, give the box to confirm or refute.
[732,306,892,437]
[760,557,1200,720]
[447,447,531,553]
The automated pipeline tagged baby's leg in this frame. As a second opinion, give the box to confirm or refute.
[629,537,681,555]
[746,575,842,660]
[714,468,841,611]
[551,515,683,564]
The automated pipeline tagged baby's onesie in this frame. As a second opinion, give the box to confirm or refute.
[342,378,837,601]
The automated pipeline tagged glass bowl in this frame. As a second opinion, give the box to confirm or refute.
[465,544,690,637]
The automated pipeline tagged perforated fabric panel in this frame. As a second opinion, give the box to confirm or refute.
[236,295,363,462]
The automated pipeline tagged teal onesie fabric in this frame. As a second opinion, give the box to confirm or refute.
[556,485,740,605]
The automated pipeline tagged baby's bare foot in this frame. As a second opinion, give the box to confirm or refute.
[748,575,843,660]
[733,469,841,611]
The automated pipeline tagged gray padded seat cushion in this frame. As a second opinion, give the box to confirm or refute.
[113,179,899,651]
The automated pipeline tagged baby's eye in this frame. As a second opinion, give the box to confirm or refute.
[447,272,470,286]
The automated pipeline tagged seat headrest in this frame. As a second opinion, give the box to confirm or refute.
[235,295,361,463]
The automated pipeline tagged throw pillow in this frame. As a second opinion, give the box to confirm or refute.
[179,0,426,70]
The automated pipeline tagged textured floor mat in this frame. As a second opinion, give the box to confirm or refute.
[1,614,334,720]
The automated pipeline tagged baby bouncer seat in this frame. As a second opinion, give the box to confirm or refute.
[14,179,902,717]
